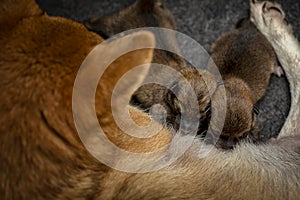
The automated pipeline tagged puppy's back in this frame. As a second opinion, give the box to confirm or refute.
[211,20,277,102]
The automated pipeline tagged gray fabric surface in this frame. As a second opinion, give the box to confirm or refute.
[36,0,300,141]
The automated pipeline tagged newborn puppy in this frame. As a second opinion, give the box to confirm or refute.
[210,19,282,148]
[159,67,217,135]
[85,0,186,111]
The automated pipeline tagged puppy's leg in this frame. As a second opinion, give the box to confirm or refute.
[250,0,300,138]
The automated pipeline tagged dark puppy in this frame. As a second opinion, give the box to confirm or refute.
[209,19,282,148]
[85,0,186,107]
[85,0,176,38]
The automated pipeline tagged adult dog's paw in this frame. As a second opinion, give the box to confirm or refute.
[250,1,292,39]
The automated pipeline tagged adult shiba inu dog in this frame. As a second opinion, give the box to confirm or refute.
[0,0,300,199]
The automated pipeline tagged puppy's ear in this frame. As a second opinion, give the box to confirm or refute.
[136,0,157,11]
[84,17,110,39]
[236,18,251,28]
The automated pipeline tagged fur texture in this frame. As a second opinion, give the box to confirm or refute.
[1,0,300,199]
[209,19,279,147]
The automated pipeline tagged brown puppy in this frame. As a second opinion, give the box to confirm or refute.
[1,0,300,199]
[209,19,282,147]
[158,67,217,134]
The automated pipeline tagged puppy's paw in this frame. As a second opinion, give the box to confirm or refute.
[250,1,292,39]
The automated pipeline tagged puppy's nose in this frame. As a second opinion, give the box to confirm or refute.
[224,139,235,149]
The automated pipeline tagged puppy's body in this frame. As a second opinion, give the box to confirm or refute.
[211,20,279,102]
[210,19,279,145]
[1,0,300,199]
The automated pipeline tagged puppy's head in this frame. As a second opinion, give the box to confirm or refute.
[212,78,259,149]
[163,67,217,134]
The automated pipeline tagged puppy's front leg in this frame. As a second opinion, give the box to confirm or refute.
[250,0,300,137]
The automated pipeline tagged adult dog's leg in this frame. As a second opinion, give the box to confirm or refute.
[250,0,300,138]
